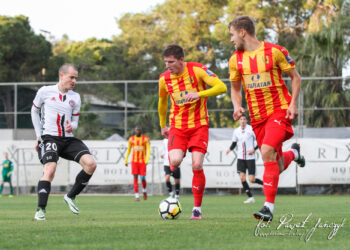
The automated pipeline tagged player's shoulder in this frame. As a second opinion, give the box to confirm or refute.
[159,70,171,80]
[264,42,288,55]
[229,51,239,60]
[228,51,239,67]
[37,84,55,94]
[246,124,254,131]
[67,89,81,99]
[143,135,150,140]
[187,62,205,69]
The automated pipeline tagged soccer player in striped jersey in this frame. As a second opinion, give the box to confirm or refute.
[31,64,97,220]
[228,16,305,222]
[158,44,227,219]
[226,113,263,203]
[124,126,150,201]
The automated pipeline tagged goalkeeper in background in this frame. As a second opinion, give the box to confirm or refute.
[0,152,14,197]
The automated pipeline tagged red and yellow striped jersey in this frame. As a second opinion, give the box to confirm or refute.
[228,42,295,124]
[159,62,220,129]
[124,135,150,164]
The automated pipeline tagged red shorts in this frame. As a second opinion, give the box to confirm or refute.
[168,125,209,154]
[131,162,146,176]
[252,110,294,159]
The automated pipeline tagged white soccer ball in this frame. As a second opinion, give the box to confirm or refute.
[158,198,182,220]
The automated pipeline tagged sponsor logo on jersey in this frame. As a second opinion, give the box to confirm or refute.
[180,91,188,98]
[134,145,144,151]
[69,100,75,107]
[244,72,272,89]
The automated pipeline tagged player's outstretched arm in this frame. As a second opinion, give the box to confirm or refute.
[230,80,245,120]
[124,140,132,166]
[284,69,301,120]
[145,140,150,165]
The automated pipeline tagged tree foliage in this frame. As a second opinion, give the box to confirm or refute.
[0,15,51,128]
[0,0,349,136]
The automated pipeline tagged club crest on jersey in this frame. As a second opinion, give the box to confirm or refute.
[69,100,75,107]
[190,76,195,84]
[262,56,269,64]
[51,97,56,101]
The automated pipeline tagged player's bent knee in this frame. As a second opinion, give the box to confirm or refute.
[261,147,276,162]
[170,159,182,168]
[248,176,255,183]
[192,161,202,170]
[80,155,97,174]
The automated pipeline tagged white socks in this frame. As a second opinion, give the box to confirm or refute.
[291,148,299,160]
[193,206,201,213]
[264,202,274,213]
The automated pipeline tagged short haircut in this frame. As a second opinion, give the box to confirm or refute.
[58,63,78,75]
[228,15,255,36]
[163,44,185,60]
[135,125,142,130]
[240,113,248,118]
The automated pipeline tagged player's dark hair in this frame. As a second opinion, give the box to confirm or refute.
[135,125,142,131]
[228,15,255,36]
[59,63,78,75]
[240,113,248,118]
[163,44,185,60]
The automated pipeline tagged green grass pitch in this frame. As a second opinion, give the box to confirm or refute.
[0,195,348,250]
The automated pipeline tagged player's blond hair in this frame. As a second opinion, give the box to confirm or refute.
[228,15,255,36]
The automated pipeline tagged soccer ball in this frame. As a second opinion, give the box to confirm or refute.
[158,198,182,220]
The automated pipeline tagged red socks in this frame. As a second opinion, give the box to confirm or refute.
[263,161,279,203]
[192,169,206,207]
[133,177,138,193]
[141,180,147,189]
[283,150,295,170]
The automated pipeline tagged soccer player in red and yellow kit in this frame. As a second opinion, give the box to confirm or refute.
[228,16,305,222]
[125,126,150,201]
[158,44,227,219]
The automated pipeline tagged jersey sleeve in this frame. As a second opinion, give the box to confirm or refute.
[72,94,81,116]
[158,76,169,128]
[232,130,238,142]
[124,138,133,165]
[274,46,295,72]
[32,86,45,109]
[194,66,227,97]
[145,136,150,164]
[228,53,241,82]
